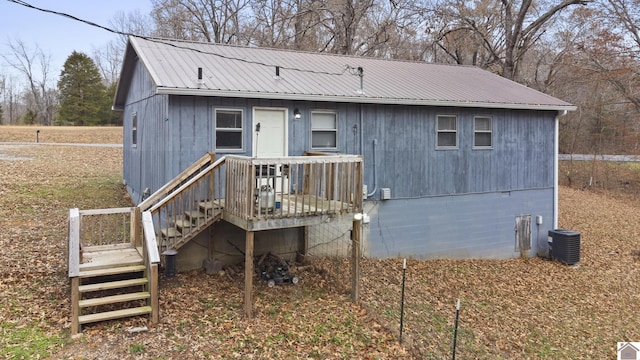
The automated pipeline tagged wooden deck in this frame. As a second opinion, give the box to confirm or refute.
[80,243,144,272]
[222,195,355,231]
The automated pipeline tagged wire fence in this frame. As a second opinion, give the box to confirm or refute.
[305,215,354,294]
[304,215,483,358]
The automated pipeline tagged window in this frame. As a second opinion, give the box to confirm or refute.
[311,111,337,149]
[474,116,492,148]
[215,109,243,150]
[131,113,137,147]
[436,115,457,148]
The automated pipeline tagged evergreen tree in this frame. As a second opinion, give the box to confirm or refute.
[57,51,107,126]
[100,82,123,126]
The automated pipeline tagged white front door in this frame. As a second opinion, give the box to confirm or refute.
[252,108,288,193]
[253,108,287,158]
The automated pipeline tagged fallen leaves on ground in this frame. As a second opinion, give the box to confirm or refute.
[1,126,639,359]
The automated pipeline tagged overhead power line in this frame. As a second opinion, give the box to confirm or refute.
[6,0,360,77]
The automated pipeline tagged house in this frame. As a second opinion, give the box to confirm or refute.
[67,36,576,333]
[619,342,640,360]
[113,35,575,270]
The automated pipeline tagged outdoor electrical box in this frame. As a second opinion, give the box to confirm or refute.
[381,188,391,200]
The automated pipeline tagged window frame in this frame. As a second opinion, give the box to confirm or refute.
[131,112,137,148]
[436,114,458,149]
[214,108,244,152]
[473,116,493,149]
[310,110,338,151]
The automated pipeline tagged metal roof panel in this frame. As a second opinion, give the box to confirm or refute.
[120,36,575,111]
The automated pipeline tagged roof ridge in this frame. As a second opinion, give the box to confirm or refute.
[130,35,487,71]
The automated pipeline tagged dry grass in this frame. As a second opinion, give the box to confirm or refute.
[1,126,638,359]
[0,125,122,144]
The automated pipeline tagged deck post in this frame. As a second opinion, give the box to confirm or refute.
[150,263,159,324]
[303,226,309,257]
[244,231,254,318]
[131,207,141,249]
[71,277,80,335]
[351,214,362,303]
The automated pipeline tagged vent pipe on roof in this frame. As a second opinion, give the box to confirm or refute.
[274,66,281,80]
[357,67,364,94]
[196,67,204,88]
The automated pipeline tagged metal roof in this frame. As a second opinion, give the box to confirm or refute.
[114,36,575,111]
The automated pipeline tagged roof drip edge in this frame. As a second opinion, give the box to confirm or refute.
[156,87,577,112]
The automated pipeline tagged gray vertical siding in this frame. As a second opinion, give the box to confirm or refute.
[366,188,554,259]
[360,105,557,198]
[121,62,558,260]
[127,89,556,202]
[122,59,168,203]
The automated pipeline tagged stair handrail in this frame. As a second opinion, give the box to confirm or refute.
[142,211,160,264]
[139,152,216,211]
[148,156,227,214]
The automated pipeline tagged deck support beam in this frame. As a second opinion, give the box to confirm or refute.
[71,277,80,335]
[244,231,254,318]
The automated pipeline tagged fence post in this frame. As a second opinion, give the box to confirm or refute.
[351,213,362,302]
[452,299,461,360]
[400,258,406,343]
[244,231,254,318]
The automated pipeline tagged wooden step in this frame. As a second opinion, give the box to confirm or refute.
[78,306,152,325]
[79,264,146,278]
[78,278,148,293]
[174,218,194,229]
[199,200,224,212]
[184,210,205,220]
[161,227,181,238]
[79,292,150,308]
[79,258,143,272]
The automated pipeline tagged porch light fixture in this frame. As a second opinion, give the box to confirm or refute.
[294,108,301,119]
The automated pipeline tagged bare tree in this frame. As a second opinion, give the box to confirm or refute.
[426,0,591,80]
[2,39,56,125]
[151,0,251,44]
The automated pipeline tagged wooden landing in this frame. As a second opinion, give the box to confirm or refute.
[80,243,143,273]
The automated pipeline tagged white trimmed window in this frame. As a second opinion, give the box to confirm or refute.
[132,112,137,147]
[474,116,492,148]
[215,109,243,150]
[436,115,457,148]
[311,111,337,150]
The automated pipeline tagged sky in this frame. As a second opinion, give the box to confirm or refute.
[0,0,152,82]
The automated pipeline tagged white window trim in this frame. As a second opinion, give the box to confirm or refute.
[311,110,338,151]
[214,108,244,152]
[473,116,493,149]
[131,112,137,148]
[436,114,458,149]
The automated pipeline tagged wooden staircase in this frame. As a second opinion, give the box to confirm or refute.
[68,208,160,335]
[143,154,227,253]
[72,244,152,329]
[157,200,224,252]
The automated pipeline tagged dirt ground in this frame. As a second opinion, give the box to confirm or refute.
[1,125,639,359]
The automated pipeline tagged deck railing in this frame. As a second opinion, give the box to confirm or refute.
[224,154,363,221]
[147,156,226,251]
